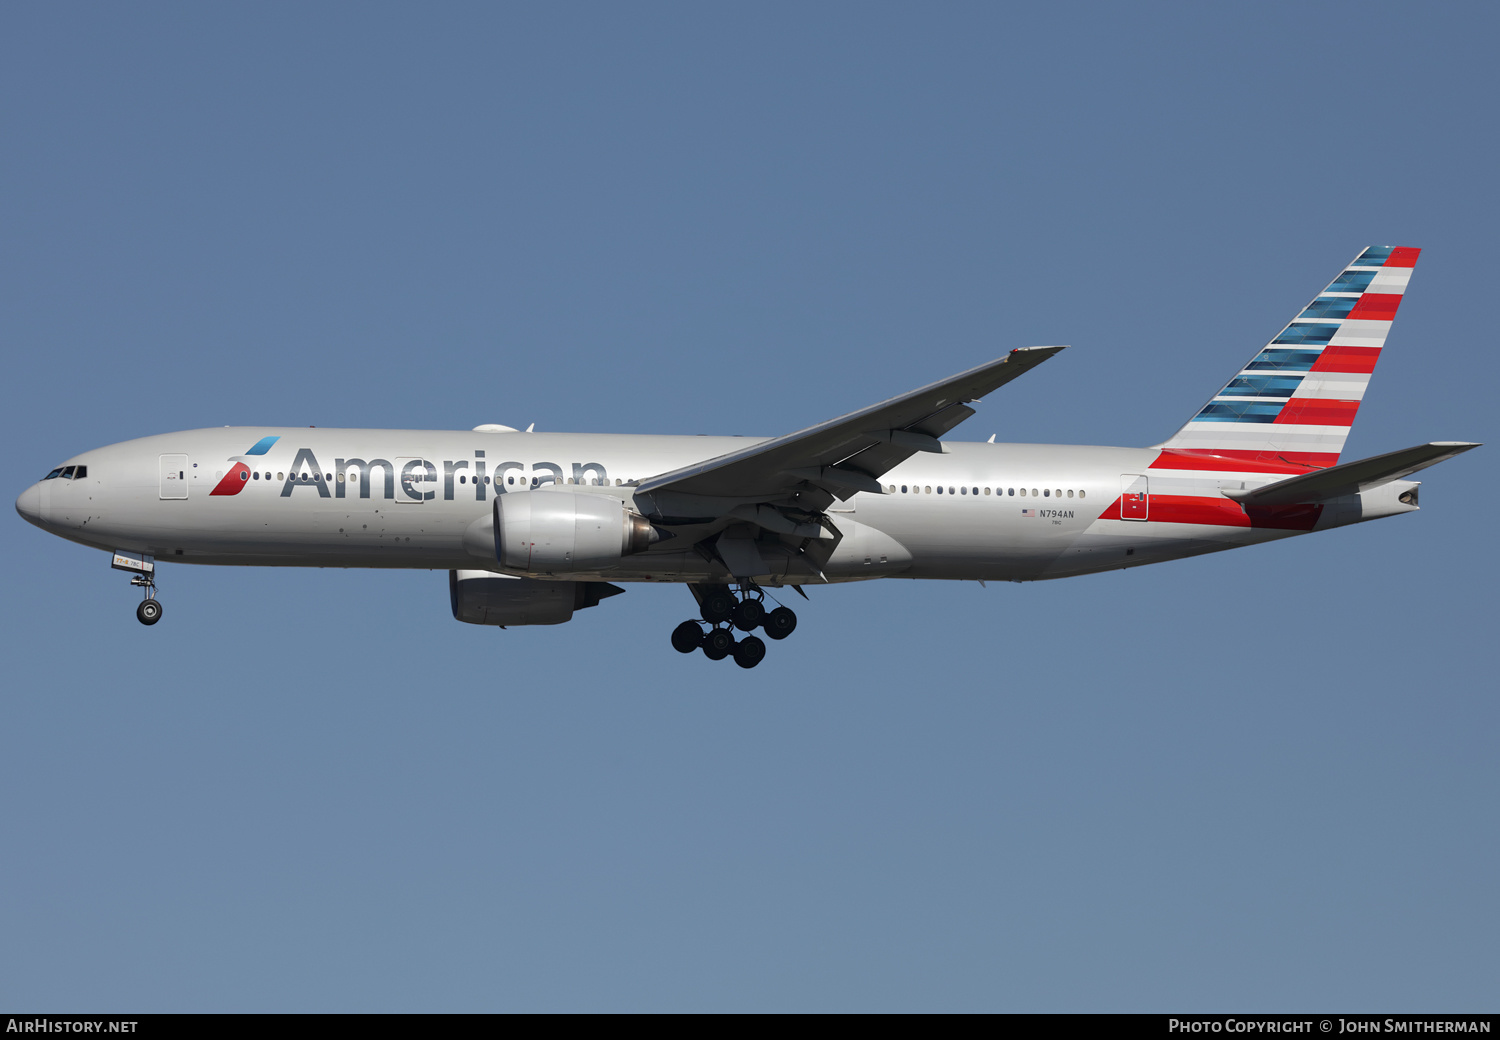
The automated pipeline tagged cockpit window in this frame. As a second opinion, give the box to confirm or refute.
[74,466,86,478]
[44,468,63,480]
[61,466,76,479]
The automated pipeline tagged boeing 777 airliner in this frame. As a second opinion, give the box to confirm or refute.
[15,247,1479,667]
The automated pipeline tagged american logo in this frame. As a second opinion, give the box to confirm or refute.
[209,436,280,496]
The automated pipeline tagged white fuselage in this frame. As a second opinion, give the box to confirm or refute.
[17,426,1419,586]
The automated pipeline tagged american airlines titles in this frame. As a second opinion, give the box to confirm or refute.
[270,448,612,501]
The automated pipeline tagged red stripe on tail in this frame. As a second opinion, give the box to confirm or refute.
[1149,450,1320,474]
[1311,346,1381,373]
[1274,399,1361,426]
[1346,293,1403,321]
[1098,494,1323,531]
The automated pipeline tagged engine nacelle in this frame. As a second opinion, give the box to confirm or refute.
[493,489,659,575]
[449,569,623,627]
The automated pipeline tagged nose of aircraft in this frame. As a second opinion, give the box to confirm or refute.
[15,483,44,527]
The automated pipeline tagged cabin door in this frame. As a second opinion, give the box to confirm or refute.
[159,454,189,500]
[1119,473,1149,521]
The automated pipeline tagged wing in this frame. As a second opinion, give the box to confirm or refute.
[637,347,1066,503]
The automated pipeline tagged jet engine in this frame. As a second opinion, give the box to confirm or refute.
[493,490,660,575]
[449,569,623,627]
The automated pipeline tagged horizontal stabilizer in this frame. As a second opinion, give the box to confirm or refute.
[1222,442,1480,505]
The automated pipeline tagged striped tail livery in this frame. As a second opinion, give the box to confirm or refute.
[1160,246,1419,470]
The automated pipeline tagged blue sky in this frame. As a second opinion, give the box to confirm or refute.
[3,2,1496,1011]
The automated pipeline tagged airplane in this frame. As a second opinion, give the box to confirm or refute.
[15,246,1479,668]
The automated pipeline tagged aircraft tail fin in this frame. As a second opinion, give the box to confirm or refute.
[1159,247,1420,469]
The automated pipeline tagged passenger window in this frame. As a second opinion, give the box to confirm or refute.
[937,486,943,494]
[901,485,907,493]
[960,486,967,495]
[984,487,991,495]
[1008,488,1014,496]
[1019,488,1026,497]
[1044,489,1050,497]
[277,473,284,481]
[1078,490,1086,499]
[1032,488,1038,497]
[240,471,248,481]
[924,486,931,494]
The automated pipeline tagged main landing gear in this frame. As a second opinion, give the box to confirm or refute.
[671,584,797,668]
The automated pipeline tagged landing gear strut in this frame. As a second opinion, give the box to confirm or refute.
[671,584,796,668]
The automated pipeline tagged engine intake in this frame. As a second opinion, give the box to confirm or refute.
[493,490,660,574]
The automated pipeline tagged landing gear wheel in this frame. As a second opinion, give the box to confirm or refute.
[732,598,765,632]
[732,635,766,669]
[136,599,163,626]
[763,606,797,640]
[700,588,736,625]
[671,620,705,654]
[702,627,735,661]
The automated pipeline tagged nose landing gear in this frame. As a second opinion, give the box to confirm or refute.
[672,584,796,668]
[112,551,162,626]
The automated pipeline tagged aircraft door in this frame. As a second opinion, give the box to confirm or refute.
[159,454,189,500]
[1119,473,1149,521]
